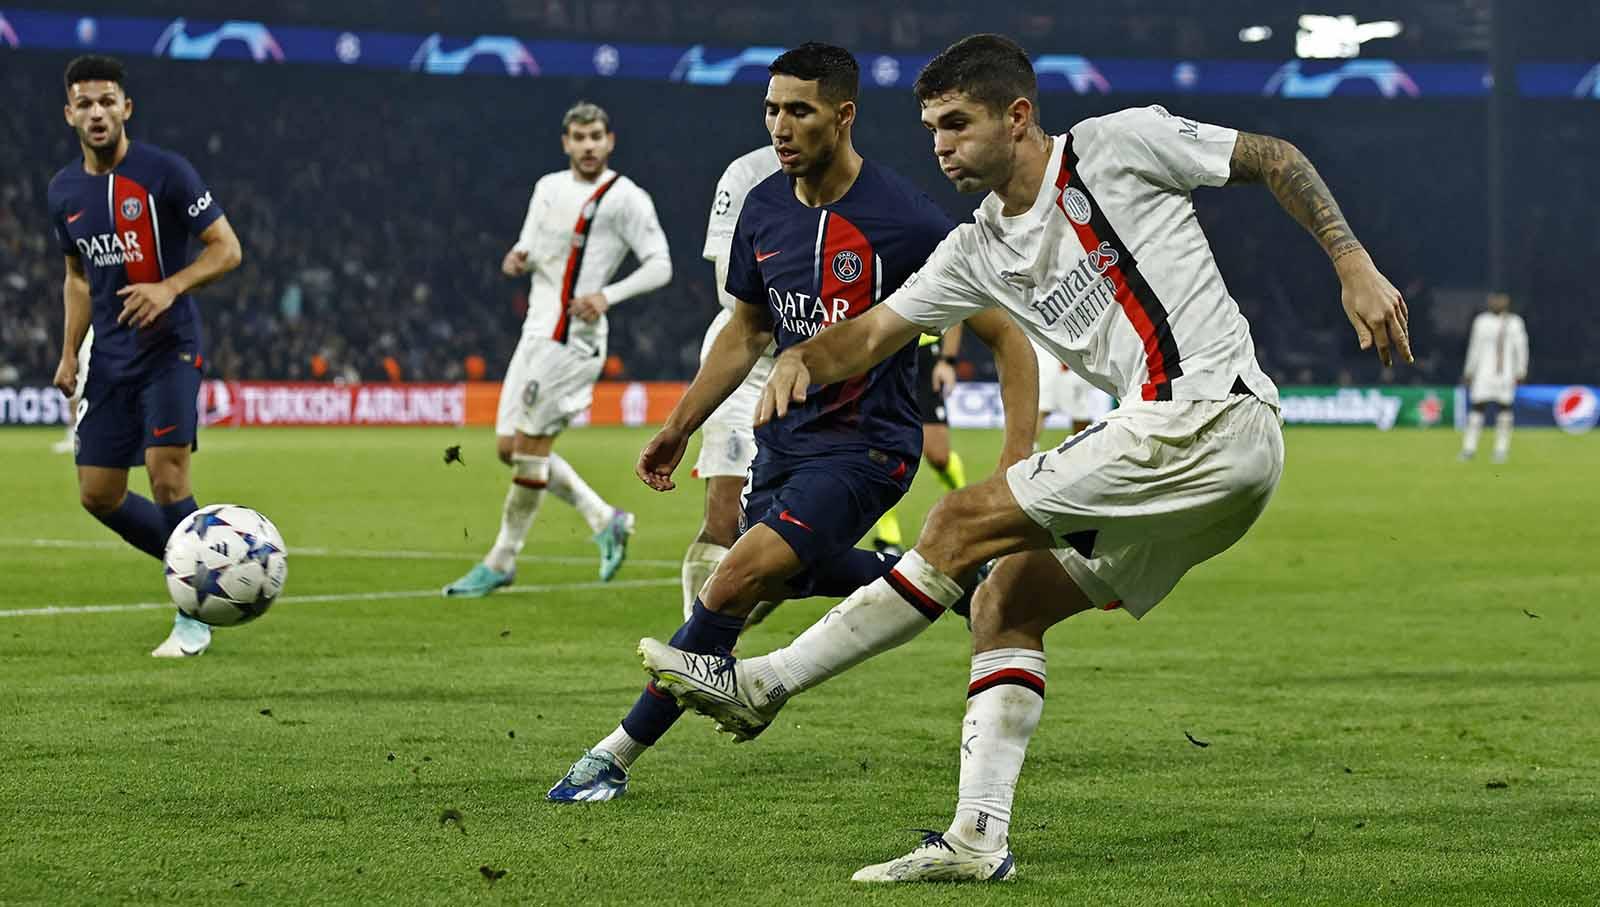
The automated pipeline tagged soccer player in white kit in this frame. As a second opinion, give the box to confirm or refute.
[445,102,672,596]
[1032,337,1111,437]
[644,35,1413,881]
[1458,292,1527,463]
[680,145,780,619]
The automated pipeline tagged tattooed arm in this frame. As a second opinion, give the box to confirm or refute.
[1228,132,1413,366]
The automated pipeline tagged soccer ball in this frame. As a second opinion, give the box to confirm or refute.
[163,504,288,626]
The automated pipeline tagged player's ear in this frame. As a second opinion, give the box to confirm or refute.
[836,99,856,132]
[1007,97,1032,139]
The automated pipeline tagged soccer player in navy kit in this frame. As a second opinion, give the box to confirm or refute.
[48,56,243,657]
[548,43,1038,801]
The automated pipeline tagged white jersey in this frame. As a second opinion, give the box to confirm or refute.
[887,106,1278,409]
[703,146,781,310]
[512,167,671,348]
[1463,310,1528,391]
[693,146,782,480]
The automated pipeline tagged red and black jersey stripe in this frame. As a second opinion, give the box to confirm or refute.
[111,174,163,284]
[552,174,621,343]
[813,210,878,418]
[1057,137,1183,401]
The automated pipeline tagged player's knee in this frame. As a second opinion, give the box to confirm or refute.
[924,448,949,472]
[79,487,123,516]
[697,520,739,550]
[496,437,514,466]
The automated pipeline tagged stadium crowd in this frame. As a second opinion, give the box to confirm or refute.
[2,47,1594,388]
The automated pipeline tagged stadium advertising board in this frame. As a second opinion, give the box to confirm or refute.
[11,7,1590,99]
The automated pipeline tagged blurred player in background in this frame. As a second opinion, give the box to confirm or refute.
[444,102,671,597]
[680,145,780,620]
[48,55,244,656]
[1033,338,1113,439]
[547,43,1037,803]
[1458,291,1527,463]
[652,34,1411,882]
[869,327,969,555]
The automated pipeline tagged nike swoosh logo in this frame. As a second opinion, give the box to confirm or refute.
[778,510,813,532]
[67,210,86,224]
[152,425,178,437]
[755,249,781,263]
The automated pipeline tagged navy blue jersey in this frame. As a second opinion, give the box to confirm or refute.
[726,160,953,462]
[48,142,224,381]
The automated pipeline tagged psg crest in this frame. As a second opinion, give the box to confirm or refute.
[120,196,142,220]
[832,249,863,283]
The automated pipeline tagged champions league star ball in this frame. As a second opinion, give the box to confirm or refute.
[163,504,288,626]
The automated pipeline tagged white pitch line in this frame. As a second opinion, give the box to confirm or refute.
[0,576,680,619]
[0,537,680,568]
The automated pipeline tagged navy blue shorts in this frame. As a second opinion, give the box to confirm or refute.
[740,449,915,570]
[76,358,202,468]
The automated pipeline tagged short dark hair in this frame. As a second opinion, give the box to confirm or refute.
[914,34,1037,117]
[64,55,126,93]
[768,42,859,104]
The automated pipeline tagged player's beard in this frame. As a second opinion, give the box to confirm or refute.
[79,121,123,156]
[793,130,840,180]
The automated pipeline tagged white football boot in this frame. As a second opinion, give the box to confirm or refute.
[151,610,212,658]
[636,637,783,741]
[852,831,1016,883]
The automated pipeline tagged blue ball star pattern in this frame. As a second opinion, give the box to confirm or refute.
[190,510,232,541]
[241,533,282,569]
[188,554,231,606]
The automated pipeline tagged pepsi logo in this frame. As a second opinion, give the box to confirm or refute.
[1553,386,1598,434]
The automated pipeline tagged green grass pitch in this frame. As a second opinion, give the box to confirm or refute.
[1,424,1596,905]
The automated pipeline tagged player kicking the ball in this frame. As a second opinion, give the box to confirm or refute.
[444,102,671,597]
[547,43,1038,802]
[645,34,1412,881]
[49,55,243,657]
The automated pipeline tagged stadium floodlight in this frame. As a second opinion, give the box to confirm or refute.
[1295,15,1402,59]
[1238,26,1273,44]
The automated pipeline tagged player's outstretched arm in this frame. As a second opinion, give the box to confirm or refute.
[964,309,1039,471]
[1228,132,1412,367]
[117,216,243,328]
[757,305,923,425]
[55,256,91,396]
[637,300,773,492]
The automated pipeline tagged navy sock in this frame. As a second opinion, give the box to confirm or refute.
[620,601,746,746]
[94,492,168,560]
[804,548,900,598]
[160,496,198,537]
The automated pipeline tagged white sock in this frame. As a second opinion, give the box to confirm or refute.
[1493,411,1514,459]
[595,724,647,770]
[946,648,1047,854]
[1462,410,1484,456]
[484,454,547,573]
[746,549,962,702]
[682,541,728,620]
[546,452,613,533]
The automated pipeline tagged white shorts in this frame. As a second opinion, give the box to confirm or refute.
[1006,395,1284,619]
[692,309,772,479]
[1468,374,1515,408]
[496,334,605,437]
[1039,359,1112,423]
